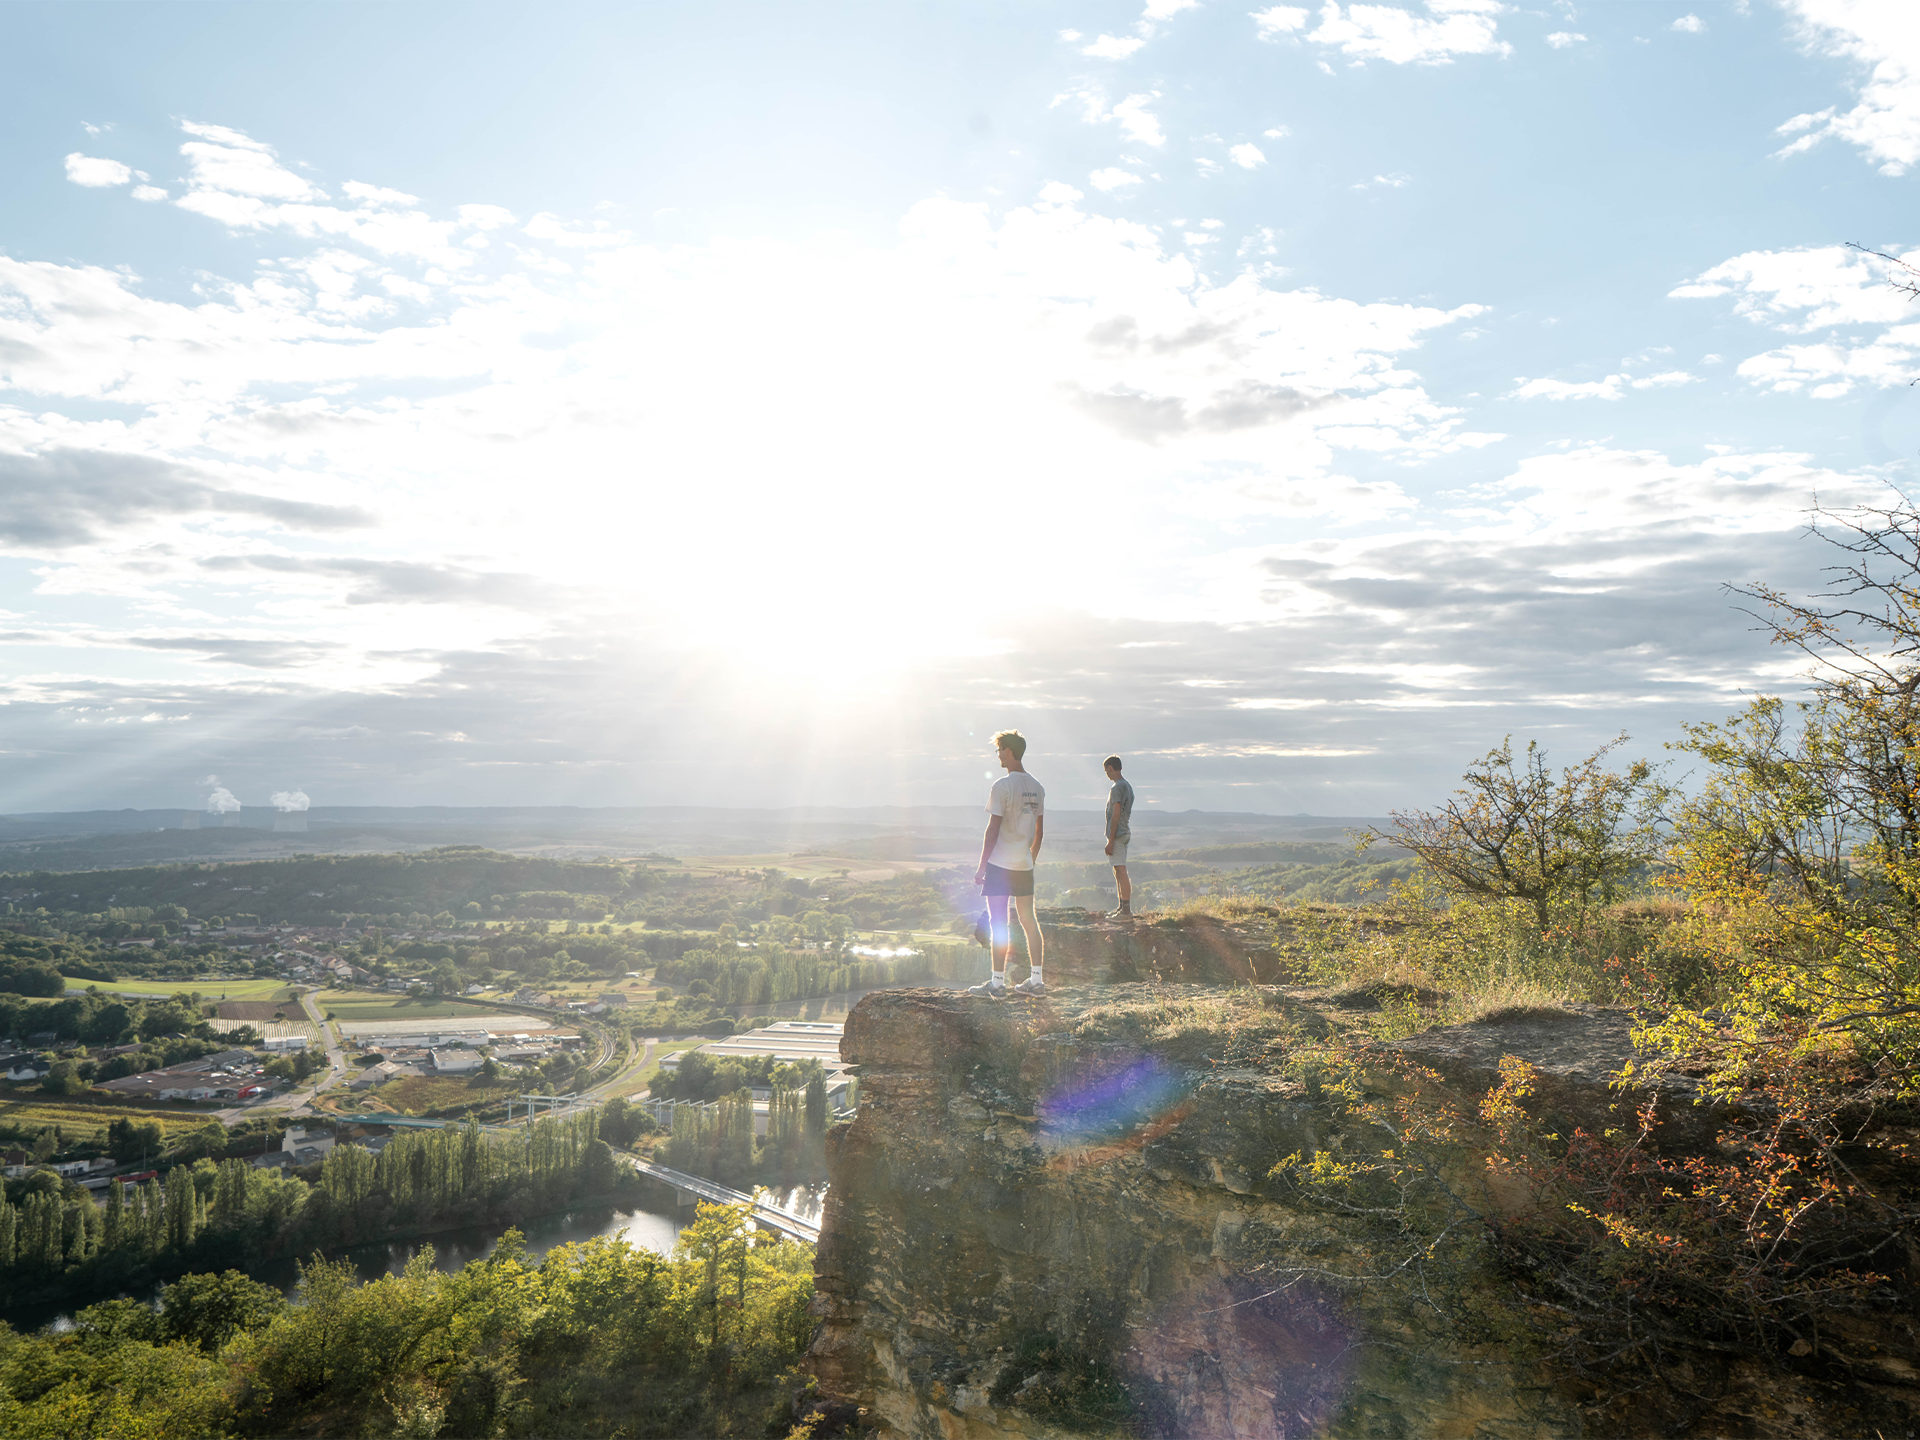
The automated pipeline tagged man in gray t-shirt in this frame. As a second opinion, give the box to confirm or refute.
[1103,755,1135,919]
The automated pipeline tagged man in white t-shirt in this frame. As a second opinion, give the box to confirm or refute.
[969,728,1047,999]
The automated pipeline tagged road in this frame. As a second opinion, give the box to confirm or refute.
[212,986,347,1123]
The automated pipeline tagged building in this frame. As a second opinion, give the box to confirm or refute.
[347,1061,419,1091]
[659,1021,851,1090]
[4,1060,49,1082]
[262,1035,310,1052]
[97,1068,214,1101]
[281,1126,335,1163]
[430,1049,482,1074]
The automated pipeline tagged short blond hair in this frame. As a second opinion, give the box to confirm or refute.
[991,729,1027,760]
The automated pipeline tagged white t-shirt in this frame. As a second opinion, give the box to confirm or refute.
[987,771,1045,870]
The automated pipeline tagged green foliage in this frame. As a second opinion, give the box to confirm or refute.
[0,1201,815,1440]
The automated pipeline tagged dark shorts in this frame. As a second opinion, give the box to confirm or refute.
[982,863,1034,898]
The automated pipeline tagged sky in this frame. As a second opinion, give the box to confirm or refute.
[3,0,1919,818]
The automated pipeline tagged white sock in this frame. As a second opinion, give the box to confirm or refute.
[1027,968,1042,983]
[990,972,1006,988]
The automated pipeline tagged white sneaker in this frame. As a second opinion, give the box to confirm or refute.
[1010,977,1048,998]
[967,979,1007,999]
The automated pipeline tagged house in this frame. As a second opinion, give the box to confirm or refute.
[464,983,486,995]
[4,1060,49,1082]
[251,1151,294,1171]
[281,1126,335,1158]
[262,1035,310,1052]
[51,1160,92,1178]
[383,978,410,993]
[347,1061,420,1091]
[98,1069,209,1100]
[599,992,630,1006]
[430,1049,481,1074]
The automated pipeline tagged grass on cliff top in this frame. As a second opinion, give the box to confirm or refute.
[1134,891,1677,1042]
[1071,987,1305,1067]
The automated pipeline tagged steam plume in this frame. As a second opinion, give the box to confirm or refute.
[203,775,241,814]
[271,789,311,812]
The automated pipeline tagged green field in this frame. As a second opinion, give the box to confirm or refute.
[318,992,494,1022]
[0,1093,216,1134]
[62,975,296,1002]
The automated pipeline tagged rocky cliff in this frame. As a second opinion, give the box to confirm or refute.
[801,984,1920,1439]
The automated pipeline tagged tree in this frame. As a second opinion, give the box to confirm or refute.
[108,1117,164,1164]
[1376,734,1663,930]
[161,1269,286,1351]
[1662,498,1920,1075]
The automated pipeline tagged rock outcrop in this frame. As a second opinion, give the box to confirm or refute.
[802,984,1920,1438]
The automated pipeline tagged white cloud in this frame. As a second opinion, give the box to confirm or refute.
[1507,371,1697,400]
[1090,167,1145,191]
[1669,244,1916,330]
[1143,0,1200,17]
[1251,6,1311,39]
[130,185,168,203]
[1282,0,1513,66]
[342,180,422,207]
[1263,126,1291,138]
[1111,93,1167,146]
[1671,13,1705,33]
[64,154,132,187]
[1774,0,1920,175]
[1353,172,1412,189]
[1197,157,1225,175]
[522,213,633,248]
[1059,28,1083,40]
[1083,33,1149,57]
[1052,85,1167,147]
[179,120,323,201]
[1546,31,1586,48]
[1229,142,1268,168]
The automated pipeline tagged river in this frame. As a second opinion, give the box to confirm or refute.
[8,1183,826,1336]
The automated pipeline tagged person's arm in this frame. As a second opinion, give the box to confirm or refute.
[975,816,1003,884]
[1104,795,1117,856]
[1031,815,1045,863]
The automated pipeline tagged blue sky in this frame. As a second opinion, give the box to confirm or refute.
[2,0,1918,816]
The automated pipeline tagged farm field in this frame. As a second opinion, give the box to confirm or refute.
[61,975,295,1002]
[0,1092,214,1135]
[678,852,952,881]
[336,1012,553,1038]
[318,993,495,1022]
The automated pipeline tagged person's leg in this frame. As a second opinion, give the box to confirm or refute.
[990,894,1013,975]
[1113,864,1131,910]
[968,893,1012,995]
[1013,894,1043,977]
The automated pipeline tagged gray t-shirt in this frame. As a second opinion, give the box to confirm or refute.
[1107,777,1135,843]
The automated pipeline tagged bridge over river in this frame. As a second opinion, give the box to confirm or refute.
[338,1113,822,1243]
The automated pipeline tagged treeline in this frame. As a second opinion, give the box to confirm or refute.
[0,1200,814,1438]
[0,1113,618,1308]
[656,939,976,1006]
[661,1077,830,1188]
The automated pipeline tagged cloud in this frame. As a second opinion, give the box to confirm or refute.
[1229,142,1267,168]
[341,180,421,207]
[1265,0,1513,66]
[1670,243,1920,396]
[199,554,551,607]
[270,788,310,811]
[1353,172,1411,189]
[1052,85,1166,146]
[1111,93,1167,146]
[64,154,132,187]
[522,213,633,248]
[0,449,370,548]
[1251,6,1311,40]
[130,185,167,203]
[179,120,323,201]
[1545,31,1586,48]
[1506,371,1697,400]
[1671,13,1705,33]
[1089,167,1145,191]
[1083,34,1148,58]
[1774,0,1920,175]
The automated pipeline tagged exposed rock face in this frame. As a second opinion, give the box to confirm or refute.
[1028,909,1293,986]
[804,984,1920,1438]
[804,986,1591,1439]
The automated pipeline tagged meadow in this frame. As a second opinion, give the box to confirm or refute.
[316,992,496,1022]
[0,1092,214,1135]
[59,975,294,1002]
